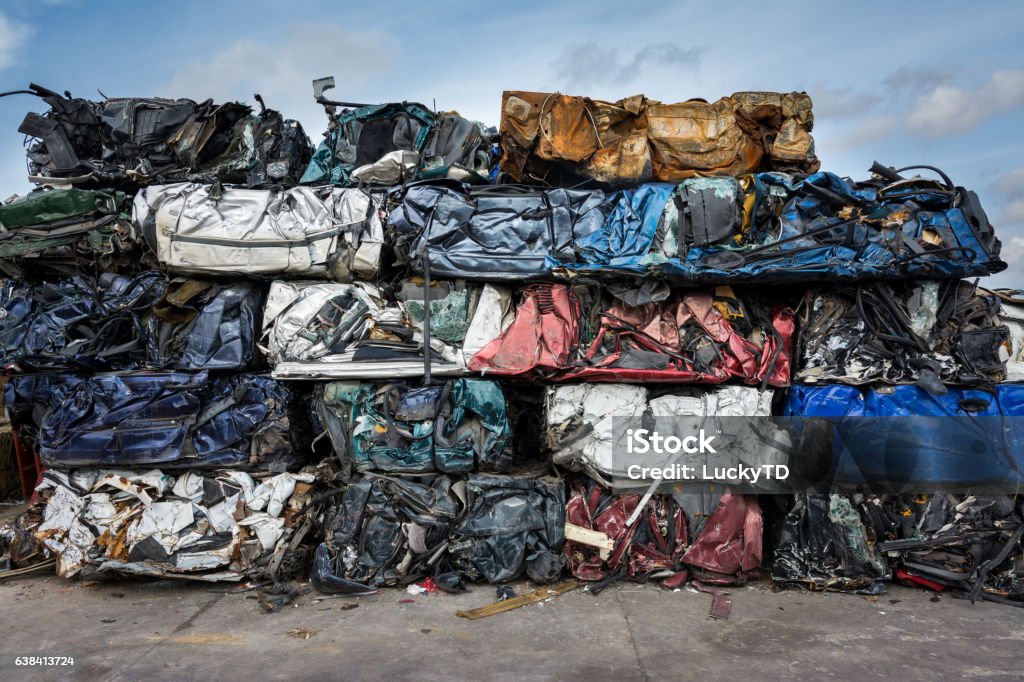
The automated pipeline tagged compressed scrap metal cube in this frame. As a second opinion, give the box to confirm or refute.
[797,280,1009,388]
[6,371,303,471]
[0,273,263,372]
[0,188,143,277]
[469,282,793,386]
[313,379,512,474]
[18,87,312,188]
[134,183,384,281]
[28,467,315,580]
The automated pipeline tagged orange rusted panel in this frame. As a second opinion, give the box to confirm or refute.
[500,90,818,186]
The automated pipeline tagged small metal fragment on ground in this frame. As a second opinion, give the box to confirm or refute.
[693,581,732,620]
[456,580,579,620]
[258,583,310,613]
[311,595,359,609]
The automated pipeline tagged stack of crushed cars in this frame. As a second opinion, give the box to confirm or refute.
[0,84,319,582]
[0,78,1019,608]
[773,275,1024,605]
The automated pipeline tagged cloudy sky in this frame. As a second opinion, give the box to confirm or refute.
[1,0,1022,285]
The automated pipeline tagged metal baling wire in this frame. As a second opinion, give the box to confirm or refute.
[537,93,559,149]
[416,170,436,385]
[538,92,605,151]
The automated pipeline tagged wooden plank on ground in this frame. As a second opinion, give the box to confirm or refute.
[455,580,579,620]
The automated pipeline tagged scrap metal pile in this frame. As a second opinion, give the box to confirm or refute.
[0,78,1021,609]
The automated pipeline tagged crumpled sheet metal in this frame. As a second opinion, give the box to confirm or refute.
[859,494,1024,604]
[648,168,1004,282]
[313,472,565,590]
[448,474,566,584]
[30,468,315,580]
[986,289,1024,382]
[467,284,578,376]
[469,283,793,386]
[564,483,763,585]
[5,371,302,471]
[314,379,512,474]
[134,183,383,280]
[420,111,498,183]
[499,90,819,186]
[260,279,505,379]
[0,505,45,570]
[545,384,773,485]
[783,384,1024,491]
[774,493,1024,604]
[653,173,793,255]
[0,272,263,372]
[679,493,763,584]
[772,494,889,593]
[313,474,464,591]
[18,88,312,188]
[302,100,496,186]
[392,168,1002,283]
[564,478,688,584]
[387,182,611,281]
[302,102,435,186]
[0,188,144,277]
[797,281,1009,389]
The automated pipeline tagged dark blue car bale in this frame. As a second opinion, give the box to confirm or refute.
[0,273,264,372]
[7,371,301,471]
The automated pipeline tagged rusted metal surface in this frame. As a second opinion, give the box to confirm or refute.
[500,90,819,185]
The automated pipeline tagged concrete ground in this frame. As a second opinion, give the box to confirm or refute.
[0,570,1021,681]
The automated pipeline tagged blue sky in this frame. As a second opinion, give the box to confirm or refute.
[1,0,1023,286]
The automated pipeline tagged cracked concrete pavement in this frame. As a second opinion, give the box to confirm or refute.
[1,571,1022,681]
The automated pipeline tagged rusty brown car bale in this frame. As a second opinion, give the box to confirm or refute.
[500,90,818,186]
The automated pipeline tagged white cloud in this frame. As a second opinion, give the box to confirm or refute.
[993,165,1024,195]
[987,225,1024,289]
[987,166,1024,288]
[161,23,395,136]
[828,115,899,151]
[881,66,952,93]
[906,69,1024,136]
[1002,199,1024,225]
[990,165,1024,225]
[998,237,1024,281]
[810,84,882,121]
[554,42,702,90]
[0,11,32,72]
